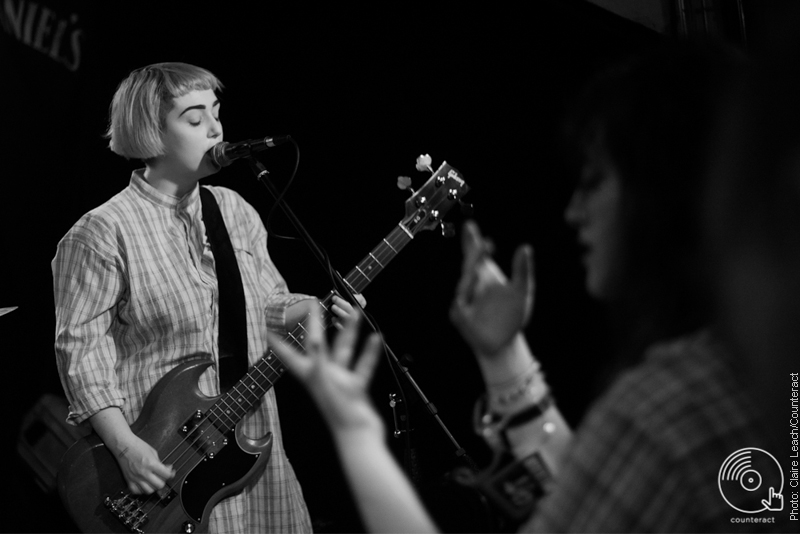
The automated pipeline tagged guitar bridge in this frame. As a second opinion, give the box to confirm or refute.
[104,491,150,533]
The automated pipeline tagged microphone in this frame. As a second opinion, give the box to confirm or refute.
[209,135,291,168]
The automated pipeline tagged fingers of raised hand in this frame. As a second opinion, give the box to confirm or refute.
[461,220,484,261]
[511,244,535,323]
[267,330,311,378]
[456,221,504,305]
[449,294,470,332]
[511,245,534,293]
[353,333,382,383]
[269,301,337,378]
[456,221,484,301]
[332,311,361,366]
[462,221,495,266]
[306,300,325,343]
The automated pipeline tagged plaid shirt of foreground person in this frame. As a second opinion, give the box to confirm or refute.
[525,330,790,533]
[53,170,313,533]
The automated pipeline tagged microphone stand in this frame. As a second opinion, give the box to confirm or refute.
[391,354,479,472]
[244,154,479,475]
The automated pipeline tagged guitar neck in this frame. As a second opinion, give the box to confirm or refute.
[206,223,415,433]
[339,223,415,295]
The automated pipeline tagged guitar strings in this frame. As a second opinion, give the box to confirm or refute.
[118,348,294,524]
[114,299,337,525]
[140,218,418,495]
[108,197,444,528]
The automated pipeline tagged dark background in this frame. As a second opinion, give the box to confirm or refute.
[0,1,766,532]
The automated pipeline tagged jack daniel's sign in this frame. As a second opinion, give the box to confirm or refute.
[1,0,84,72]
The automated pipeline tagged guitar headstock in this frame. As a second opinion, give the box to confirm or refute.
[399,158,470,238]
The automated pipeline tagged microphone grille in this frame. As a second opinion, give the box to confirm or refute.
[210,142,231,168]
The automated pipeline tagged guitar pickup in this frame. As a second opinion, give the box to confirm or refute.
[179,410,205,436]
[179,411,230,458]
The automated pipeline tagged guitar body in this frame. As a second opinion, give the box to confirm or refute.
[58,358,273,533]
[57,160,470,533]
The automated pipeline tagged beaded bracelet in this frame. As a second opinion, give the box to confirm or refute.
[487,363,547,411]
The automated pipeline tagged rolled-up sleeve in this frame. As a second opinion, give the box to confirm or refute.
[244,202,314,336]
[53,225,126,425]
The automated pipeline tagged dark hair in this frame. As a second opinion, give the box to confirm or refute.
[561,41,745,367]
[707,28,800,262]
[703,3,800,454]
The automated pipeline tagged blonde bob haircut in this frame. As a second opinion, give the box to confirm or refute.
[106,62,223,160]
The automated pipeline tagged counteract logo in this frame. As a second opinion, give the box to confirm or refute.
[719,448,784,513]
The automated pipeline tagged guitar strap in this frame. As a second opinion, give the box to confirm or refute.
[199,187,248,392]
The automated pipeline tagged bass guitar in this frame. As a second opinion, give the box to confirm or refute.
[57,160,469,533]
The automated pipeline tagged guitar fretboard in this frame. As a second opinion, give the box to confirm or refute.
[206,223,415,433]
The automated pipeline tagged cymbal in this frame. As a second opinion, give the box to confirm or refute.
[0,306,18,317]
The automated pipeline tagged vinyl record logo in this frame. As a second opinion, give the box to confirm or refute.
[718,448,784,513]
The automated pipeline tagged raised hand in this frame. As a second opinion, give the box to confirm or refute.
[268,303,383,434]
[450,220,535,358]
[270,304,438,534]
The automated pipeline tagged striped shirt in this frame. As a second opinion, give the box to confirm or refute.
[524,331,783,532]
[53,170,313,533]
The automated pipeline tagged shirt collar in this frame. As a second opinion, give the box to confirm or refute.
[130,169,200,211]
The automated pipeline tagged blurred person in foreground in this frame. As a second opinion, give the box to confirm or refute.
[704,4,800,466]
[272,41,792,532]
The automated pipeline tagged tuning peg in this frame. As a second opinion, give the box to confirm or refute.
[441,221,455,238]
[459,200,474,216]
[415,154,434,173]
[397,175,415,195]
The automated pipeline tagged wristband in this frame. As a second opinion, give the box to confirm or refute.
[473,392,553,451]
[487,361,547,410]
